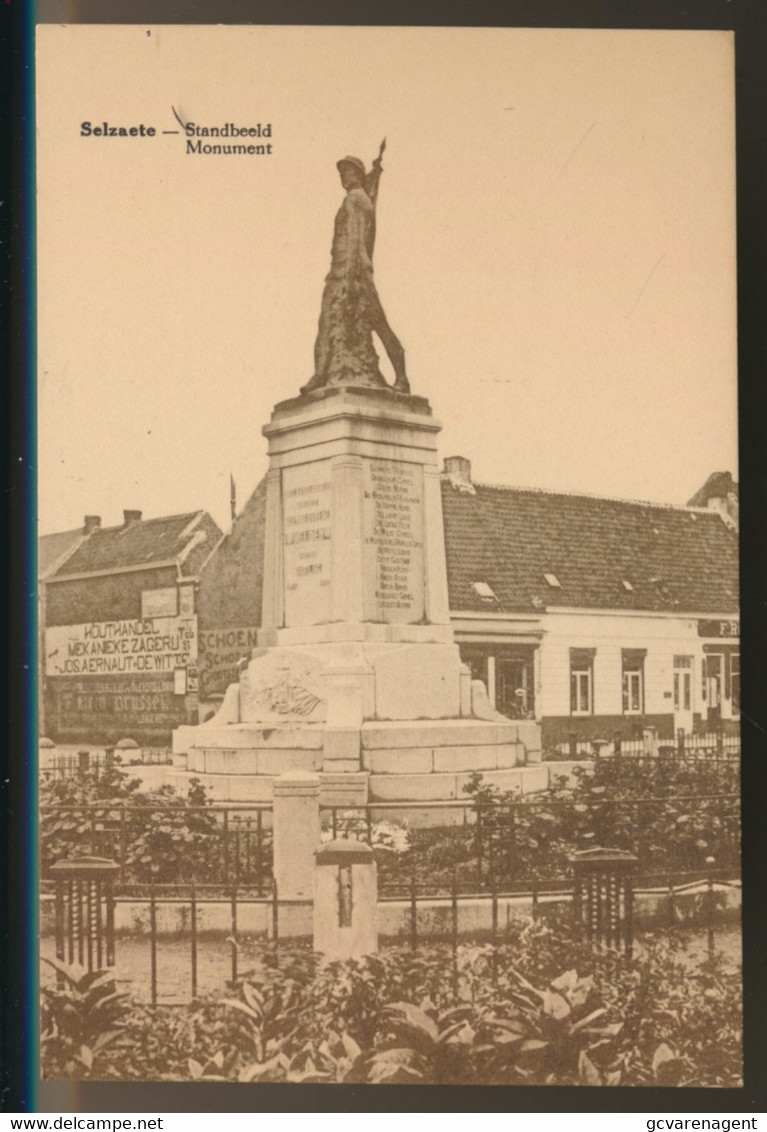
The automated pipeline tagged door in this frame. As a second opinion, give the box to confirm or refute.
[496,655,534,718]
[673,655,694,735]
[705,654,722,729]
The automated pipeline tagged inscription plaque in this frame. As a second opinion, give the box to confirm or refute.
[362,459,425,623]
[282,461,332,626]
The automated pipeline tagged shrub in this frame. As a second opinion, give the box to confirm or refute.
[40,767,229,885]
[41,918,741,1087]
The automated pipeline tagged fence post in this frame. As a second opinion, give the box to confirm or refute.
[667,876,676,929]
[77,750,90,778]
[613,731,622,756]
[49,857,119,973]
[230,883,238,985]
[707,868,716,957]
[451,871,459,998]
[409,874,417,951]
[568,732,577,758]
[677,728,685,755]
[190,881,198,1000]
[149,874,158,1007]
[569,848,638,957]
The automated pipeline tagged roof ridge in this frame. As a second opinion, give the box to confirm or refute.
[463,479,720,515]
[90,510,202,534]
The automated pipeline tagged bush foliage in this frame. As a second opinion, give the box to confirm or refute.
[41,916,741,1087]
[371,753,740,892]
[40,767,272,887]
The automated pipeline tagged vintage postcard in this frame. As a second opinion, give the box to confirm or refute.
[35,24,741,1097]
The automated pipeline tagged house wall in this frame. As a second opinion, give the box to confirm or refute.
[538,609,739,747]
[46,565,180,626]
[43,566,200,745]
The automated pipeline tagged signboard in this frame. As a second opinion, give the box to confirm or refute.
[45,674,190,737]
[698,619,739,638]
[282,461,332,626]
[362,458,425,623]
[141,587,178,618]
[197,626,258,698]
[45,615,197,677]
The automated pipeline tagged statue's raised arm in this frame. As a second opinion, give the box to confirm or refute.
[364,138,386,208]
[301,142,409,396]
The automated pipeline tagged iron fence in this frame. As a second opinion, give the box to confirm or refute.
[40,866,739,1006]
[551,730,740,759]
[321,793,740,895]
[40,803,274,893]
[41,748,173,780]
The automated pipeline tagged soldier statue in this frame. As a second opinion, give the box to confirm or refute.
[301,141,410,395]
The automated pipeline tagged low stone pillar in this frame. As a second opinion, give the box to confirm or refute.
[272,772,321,902]
[314,839,377,960]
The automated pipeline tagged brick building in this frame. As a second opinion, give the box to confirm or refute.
[42,509,223,744]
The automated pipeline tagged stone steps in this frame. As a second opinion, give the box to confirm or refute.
[368,766,549,802]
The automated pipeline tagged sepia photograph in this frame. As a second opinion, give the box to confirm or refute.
[34,23,741,1092]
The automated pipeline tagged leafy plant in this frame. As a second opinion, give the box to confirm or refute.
[39,916,742,1087]
[40,958,131,1079]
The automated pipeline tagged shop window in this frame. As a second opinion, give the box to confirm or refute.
[570,648,595,716]
[622,649,646,714]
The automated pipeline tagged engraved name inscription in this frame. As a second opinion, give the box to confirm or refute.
[282,463,333,626]
[363,459,425,623]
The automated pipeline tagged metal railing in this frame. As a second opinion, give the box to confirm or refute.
[40,802,274,892]
[551,730,740,759]
[320,793,740,895]
[41,865,739,1005]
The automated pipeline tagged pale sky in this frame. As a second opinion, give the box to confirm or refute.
[36,25,737,535]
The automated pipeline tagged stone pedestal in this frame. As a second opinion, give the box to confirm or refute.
[172,385,542,805]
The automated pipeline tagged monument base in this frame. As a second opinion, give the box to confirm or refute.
[170,712,544,805]
[171,384,546,807]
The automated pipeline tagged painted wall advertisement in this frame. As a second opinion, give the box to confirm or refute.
[197,626,258,699]
[44,616,199,741]
[46,616,197,676]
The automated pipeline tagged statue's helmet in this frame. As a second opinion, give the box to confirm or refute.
[336,155,366,177]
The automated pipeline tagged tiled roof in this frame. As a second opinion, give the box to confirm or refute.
[49,512,223,579]
[38,527,86,579]
[441,480,739,615]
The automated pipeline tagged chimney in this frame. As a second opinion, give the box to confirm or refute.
[442,455,475,493]
[83,515,101,535]
[123,509,142,527]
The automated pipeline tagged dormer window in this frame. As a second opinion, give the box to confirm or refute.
[621,579,634,592]
[543,573,560,588]
[472,581,496,601]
